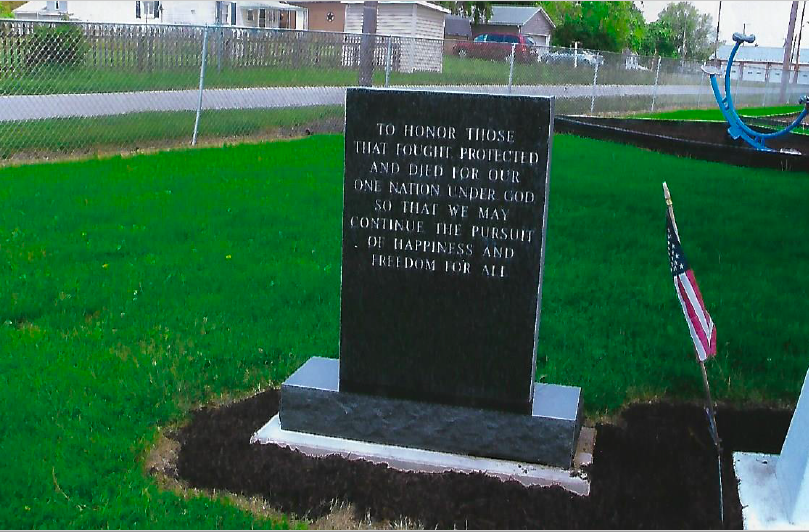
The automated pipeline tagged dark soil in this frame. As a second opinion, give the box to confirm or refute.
[555,116,809,172]
[175,390,792,529]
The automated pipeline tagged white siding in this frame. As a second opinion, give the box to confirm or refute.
[344,2,443,39]
[343,2,363,33]
[14,1,300,27]
[342,2,444,73]
[14,1,220,24]
[413,3,442,39]
[57,1,145,24]
[376,3,413,36]
[161,2,216,25]
[399,4,443,73]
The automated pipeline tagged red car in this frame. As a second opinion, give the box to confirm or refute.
[453,33,538,63]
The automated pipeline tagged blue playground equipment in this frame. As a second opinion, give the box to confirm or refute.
[703,32,809,151]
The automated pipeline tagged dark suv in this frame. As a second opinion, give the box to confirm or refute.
[453,33,538,63]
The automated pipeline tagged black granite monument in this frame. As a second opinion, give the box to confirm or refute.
[276,88,582,468]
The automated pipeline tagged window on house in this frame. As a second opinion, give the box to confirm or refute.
[247,10,254,21]
[143,1,154,16]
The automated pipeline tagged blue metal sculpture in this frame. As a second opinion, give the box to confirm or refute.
[703,32,809,151]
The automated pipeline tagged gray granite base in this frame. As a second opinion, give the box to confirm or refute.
[278,357,583,468]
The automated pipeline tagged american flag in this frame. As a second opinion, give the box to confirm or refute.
[667,211,716,362]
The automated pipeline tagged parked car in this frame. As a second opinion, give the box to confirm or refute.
[542,49,603,67]
[625,62,651,71]
[453,33,538,63]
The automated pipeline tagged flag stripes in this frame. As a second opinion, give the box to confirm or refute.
[667,210,716,362]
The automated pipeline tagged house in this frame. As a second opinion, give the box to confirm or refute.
[293,1,448,34]
[712,44,809,85]
[290,1,449,72]
[288,1,344,32]
[343,0,448,72]
[472,4,554,48]
[443,13,471,55]
[13,1,308,29]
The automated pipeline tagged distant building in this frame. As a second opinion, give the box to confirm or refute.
[471,4,554,48]
[13,1,308,29]
[342,1,445,39]
[342,1,448,72]
[712,44,809,85]
[443,13,471,55]
[288,1,344,32]
[288,0,447,40]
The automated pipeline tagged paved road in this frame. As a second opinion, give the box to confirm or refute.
[0,83,769,122]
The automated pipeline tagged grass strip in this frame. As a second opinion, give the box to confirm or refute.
[636,104,804,121]
[0,106,343,159]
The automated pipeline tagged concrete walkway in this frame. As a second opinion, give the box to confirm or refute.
[0,83,766,122]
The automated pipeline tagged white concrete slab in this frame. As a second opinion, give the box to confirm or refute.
[735,452,809,530]
[776,370,809,524]
[252,414,593,496]
[735,370,809,529]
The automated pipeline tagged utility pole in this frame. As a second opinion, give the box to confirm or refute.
[781,1,800,102]
[358,1,378,86]
[714,1,722,65]
[794,1,807,83]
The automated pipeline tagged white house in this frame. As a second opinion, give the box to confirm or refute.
[342,0,447,72]
[13,1,308,30]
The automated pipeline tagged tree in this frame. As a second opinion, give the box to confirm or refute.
[437,1,492,24]
[539,1,644,52]
[626,3,647,53]
[657,2,714,61]
[538,1,578,27]
[639,20,679,57]
[0,2,24,18]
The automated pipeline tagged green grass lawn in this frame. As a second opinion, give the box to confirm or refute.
[637,104,804,121]
[2,135,809,527]
[0,106,343,159]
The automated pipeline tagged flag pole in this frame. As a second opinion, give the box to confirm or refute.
[662,182,725,525]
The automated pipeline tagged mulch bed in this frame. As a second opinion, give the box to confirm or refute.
[175,390,792,529]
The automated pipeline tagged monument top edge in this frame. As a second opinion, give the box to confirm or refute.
[346,86,555,102]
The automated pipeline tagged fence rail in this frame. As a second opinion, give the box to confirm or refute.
[0,18,806,161]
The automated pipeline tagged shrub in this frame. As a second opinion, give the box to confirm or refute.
[26,23,88,68]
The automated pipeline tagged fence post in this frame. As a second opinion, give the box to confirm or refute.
[192,25,209,146]
[385,36,392,87]
[508,43,516,94]
[217,26,223,73]
[590,56,600,114]
[137,32,146,71]
[763,63,770,106]
[697,70,705,108]
[651,55,662,112]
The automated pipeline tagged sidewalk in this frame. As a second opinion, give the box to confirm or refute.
[0,83,739,122]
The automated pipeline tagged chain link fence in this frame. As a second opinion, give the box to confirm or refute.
[1,19,807,161]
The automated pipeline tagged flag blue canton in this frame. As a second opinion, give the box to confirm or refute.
[666,206,716,362]
[667,212,689,276]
